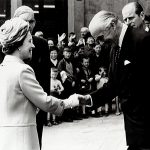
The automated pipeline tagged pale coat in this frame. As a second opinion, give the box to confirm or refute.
[0,55,64,150]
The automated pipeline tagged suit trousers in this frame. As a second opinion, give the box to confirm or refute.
[127,146,150,150]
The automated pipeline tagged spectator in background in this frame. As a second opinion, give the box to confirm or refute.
[84,36,95,58]
[48,38,55,48]
[144,5,150,32]
[76,27,91,48]
[58,46,77,97]
[57,33,67,60]
[49,46,60,68]
[144,15,150,32]
[35,31,44,38]
[96,35,105,46]
[92,43,103,74]
[77,56,94,118]
[68,32,77,47]
[48,46,61,126]
[95,66,109,117]
[68,32,78,56]
[58,46,77,122]
[47,67,64,126]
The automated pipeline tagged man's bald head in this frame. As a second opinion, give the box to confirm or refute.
[89,10,118,39]
[122,2,144,28]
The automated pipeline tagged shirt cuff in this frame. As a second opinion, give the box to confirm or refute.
[53,101,65,116]
[86,95,93,107]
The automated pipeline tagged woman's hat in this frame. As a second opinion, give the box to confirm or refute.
[0,17,29,51]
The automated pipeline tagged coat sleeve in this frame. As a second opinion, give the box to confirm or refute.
[89,81,116,108]
[19,65,64,116]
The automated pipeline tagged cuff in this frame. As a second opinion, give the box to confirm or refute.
[63,94,79,109]
[86,95,93,107]
[53,101,65,116]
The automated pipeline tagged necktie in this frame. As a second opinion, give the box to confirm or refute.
[114,46,121,64]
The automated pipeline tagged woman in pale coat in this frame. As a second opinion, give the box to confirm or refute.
[0,17,83,150]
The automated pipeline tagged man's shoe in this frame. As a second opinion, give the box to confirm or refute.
[105,111,109,117]
[115,112,121,116]
[51,120,58,125]
[73,116,83,120]
[82,114,89,119]
[47,121,52,127]
[64,118,73,122]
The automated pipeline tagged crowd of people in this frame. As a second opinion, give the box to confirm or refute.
[35,25,122,127]
[1,1,150,150]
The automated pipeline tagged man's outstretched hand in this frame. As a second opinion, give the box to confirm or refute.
[63,94,92,109]
[78,94,92,107]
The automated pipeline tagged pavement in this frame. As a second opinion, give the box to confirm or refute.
[42,113,128,150]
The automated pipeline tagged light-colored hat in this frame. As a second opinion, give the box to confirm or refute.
[0,17,29,52]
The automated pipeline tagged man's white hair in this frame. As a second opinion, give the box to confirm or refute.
[89,10,118,38]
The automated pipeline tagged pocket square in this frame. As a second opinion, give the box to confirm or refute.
[124,60,131,65]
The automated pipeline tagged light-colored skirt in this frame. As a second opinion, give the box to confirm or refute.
[0,125,39,150]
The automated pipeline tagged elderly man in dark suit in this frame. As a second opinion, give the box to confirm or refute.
[88,10,150,150]
[13,6,50,149]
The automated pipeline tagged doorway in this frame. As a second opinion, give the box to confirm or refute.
[22,0,68,41]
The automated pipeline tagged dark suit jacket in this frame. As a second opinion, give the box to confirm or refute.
[30,36,50,148]
[30,36,50,94]
[90,26,150,147]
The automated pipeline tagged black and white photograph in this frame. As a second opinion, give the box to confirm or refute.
[0,0,150,150]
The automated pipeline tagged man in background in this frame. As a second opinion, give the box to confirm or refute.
[122,2,144,29]
[121,1,150,32]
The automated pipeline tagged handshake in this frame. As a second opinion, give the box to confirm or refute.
[63,93,92,109]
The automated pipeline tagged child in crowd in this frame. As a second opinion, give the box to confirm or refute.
[48,39,54,48]
[77,56,94,118]
[92,43,109,75]
[95,67,108,90]
[84,36,95,58]
[49,46,60,68]
[47,67,64,126]
[58,46,77,122]
[58,46,77,97]
[94,66,109,116]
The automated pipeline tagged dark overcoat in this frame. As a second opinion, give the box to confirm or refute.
[90,26,150,147]
[31,36,50,148]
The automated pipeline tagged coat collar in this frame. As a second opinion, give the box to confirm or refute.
[119,24,128,48]
[2,55,24,64]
